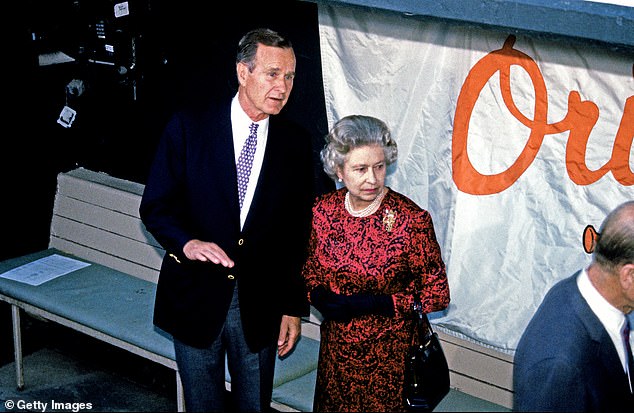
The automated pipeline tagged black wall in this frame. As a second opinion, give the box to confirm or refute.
[3,0,333,262]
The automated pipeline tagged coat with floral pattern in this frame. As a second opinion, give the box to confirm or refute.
[302,187,450,412]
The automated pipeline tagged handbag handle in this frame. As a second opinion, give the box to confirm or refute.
[411,294,434,345]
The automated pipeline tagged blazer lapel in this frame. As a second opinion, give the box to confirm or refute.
[570,278,629,390]
[203,103,241,224]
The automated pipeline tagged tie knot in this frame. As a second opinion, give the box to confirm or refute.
[249,123,258,137]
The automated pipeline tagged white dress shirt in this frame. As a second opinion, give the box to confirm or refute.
[577,268,632,375]
[230,94,269,229]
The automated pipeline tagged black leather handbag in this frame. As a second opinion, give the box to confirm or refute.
[404,298,450,412]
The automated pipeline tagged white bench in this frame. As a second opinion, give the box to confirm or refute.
[0,167,320,412]
[435,329,514,409]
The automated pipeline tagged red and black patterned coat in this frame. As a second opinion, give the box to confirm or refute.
[302,187,450,412]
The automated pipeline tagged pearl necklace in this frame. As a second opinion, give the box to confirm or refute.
[344,187,387,218]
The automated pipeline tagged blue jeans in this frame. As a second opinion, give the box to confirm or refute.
[174,285,277,412]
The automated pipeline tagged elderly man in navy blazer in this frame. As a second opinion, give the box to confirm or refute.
[140,28,316,412]
[513,201,634,412]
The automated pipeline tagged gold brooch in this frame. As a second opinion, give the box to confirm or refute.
[382,208,397,232]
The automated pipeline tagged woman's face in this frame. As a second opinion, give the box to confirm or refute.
[337,144,386,210]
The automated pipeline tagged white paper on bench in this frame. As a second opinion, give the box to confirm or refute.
[0,254,90,286]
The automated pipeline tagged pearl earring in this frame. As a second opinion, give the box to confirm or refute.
[337,178,342,182]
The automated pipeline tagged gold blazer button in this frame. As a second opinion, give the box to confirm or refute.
[227,274,235,280]
[238,238,244,246]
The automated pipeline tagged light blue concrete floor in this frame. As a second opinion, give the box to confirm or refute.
[0,348,177,412]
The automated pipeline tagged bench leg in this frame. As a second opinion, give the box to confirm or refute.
[11,304,24,390]
[176,370,185,412]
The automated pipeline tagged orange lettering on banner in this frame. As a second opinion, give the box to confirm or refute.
[452,35,634,195]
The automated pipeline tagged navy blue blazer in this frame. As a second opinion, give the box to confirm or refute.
[139,97,315,351]
[513,271,634,412]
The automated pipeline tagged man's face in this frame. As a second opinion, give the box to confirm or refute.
[237,44,296,121]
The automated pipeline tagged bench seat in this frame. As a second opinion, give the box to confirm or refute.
[272,369,317,412]
[0,249,175,361]
[225,335,320,412]
[0,246,320,412]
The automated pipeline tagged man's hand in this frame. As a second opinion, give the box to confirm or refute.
[183,239,234,267]
[277,315,301,357]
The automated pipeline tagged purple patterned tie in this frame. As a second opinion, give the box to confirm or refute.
[623,317,634,392]
[236,123,258,209]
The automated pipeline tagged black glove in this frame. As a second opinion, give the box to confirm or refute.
[309,286,348,320]
[310,286,394,321]
[344,292,394,319]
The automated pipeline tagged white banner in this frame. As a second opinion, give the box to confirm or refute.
[318,5,633,352]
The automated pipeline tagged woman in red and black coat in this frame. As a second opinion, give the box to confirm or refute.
[303,115,450,412]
